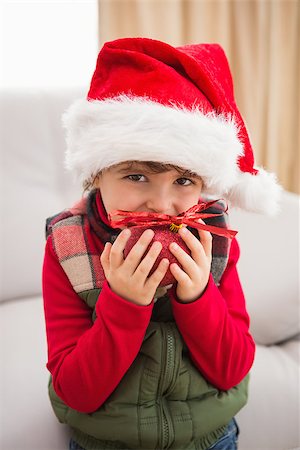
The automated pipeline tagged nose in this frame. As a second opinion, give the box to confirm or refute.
[145,190,172,214]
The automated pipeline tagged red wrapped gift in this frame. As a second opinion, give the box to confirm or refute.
[108,201,237,286]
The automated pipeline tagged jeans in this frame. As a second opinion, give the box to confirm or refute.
[69,418,239,450]
[207,419,239,450]
[69,439,85,450]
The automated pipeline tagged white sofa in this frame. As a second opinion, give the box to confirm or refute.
[1,89,299,450]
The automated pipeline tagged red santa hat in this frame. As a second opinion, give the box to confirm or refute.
[64,37,281,215]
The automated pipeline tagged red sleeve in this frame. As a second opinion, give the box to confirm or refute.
[170,238,255,391]
[42,237,153,413]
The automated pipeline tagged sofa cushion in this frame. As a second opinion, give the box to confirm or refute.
[237,342,300,449]
[0,295,70,450]
[1,296,298,450]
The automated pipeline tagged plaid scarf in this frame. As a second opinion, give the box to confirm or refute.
[46,190,230,294]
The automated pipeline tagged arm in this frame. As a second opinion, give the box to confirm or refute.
[170,238,255,390]
[43,237,153,413]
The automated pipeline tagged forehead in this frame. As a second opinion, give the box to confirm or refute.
[114,162,153,173]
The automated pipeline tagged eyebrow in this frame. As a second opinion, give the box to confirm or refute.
[116,164,202,181]
[180,170,200,179]
[116,164,166,175]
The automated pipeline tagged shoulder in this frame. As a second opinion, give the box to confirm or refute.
[46,212,89,263]
[45,210,73,238]
[45,197,88,239]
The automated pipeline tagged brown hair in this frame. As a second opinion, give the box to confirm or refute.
[83,160,202,192]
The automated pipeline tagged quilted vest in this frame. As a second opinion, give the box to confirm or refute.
[46,192,249,450]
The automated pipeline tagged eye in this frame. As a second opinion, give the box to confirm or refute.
[126,174,147,182]
[175,177,194,186]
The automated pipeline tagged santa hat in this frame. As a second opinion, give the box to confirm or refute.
[64,37,281,215]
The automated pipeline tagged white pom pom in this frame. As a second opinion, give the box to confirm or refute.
[226,168,283,216]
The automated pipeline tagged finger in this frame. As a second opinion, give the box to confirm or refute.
[145,258,169,291]
[169,262,191,285]
[123,229,154,272]
[169,242,199,279]
[133,240,163,279]
[100,242,112,272]
[196,219,212,258]
[178,227,206,265]
[109,228,131,268]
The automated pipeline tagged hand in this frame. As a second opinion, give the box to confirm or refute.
[100,228,169,306]
[169,223,212,302]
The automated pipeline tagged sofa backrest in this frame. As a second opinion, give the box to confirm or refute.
[230,191,299,345]
[0,88,83,302]
[1,89,299,347]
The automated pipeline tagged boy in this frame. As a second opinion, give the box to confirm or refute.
[43,38,280,450]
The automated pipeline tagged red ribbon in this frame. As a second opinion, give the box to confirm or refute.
[108,200,237,239]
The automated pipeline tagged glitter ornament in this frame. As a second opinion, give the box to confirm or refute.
[110,201,237,286]
[124,224,194,286]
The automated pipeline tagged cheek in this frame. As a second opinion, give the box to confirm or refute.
[177,191,202,211]
[118,193,144,212]
[101,185,143,214]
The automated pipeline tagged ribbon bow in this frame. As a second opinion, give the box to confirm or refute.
[108,200,237,239]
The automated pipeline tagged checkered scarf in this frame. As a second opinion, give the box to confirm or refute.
[46,190,230,294]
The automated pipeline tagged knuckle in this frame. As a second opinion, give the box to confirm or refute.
[125,249,139,264]
[137,264,148,276]
[110,246,119,258]
[127,242,141,257]
[148,247,157,259]
[152,264,165,278]
[153,267,163,279]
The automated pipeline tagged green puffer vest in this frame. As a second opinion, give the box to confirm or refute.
[47,204,249,450]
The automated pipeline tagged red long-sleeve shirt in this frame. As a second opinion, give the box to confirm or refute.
[43,221,255,414]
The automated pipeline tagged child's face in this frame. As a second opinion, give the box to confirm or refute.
[95,162,203,219]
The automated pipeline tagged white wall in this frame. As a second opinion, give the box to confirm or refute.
[0,0,98,88]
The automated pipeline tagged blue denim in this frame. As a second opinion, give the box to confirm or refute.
[207,419,239,450]
[69,439,85,450]
[69,418,239,450]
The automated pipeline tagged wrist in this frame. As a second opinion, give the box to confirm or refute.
[107,281,153,306]
[172,280,209,304]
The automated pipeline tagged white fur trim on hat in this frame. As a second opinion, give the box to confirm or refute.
[63,95,243,197]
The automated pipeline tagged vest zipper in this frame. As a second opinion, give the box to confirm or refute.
[158,324,175,449]
[161,408,169,449]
